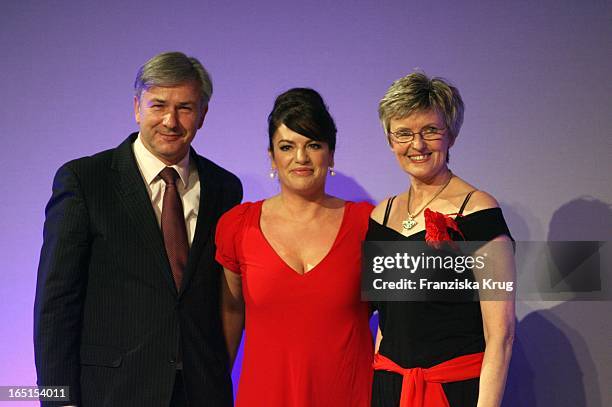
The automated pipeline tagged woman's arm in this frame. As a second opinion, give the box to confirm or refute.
[220,267,245,369]
[476,235,516,407]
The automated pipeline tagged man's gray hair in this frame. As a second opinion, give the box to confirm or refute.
[134,51,213,106]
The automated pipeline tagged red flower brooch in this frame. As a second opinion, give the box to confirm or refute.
[424,208,465,249]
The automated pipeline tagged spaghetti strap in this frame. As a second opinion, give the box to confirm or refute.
[382,196,396,226]
[458,190,477,216]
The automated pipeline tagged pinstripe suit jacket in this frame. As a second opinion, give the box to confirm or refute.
[34,133,242,407]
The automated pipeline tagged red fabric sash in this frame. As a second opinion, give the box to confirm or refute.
[373,352,484,407]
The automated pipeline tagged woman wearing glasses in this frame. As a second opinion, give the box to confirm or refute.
[216,88,374,406]
[367,73,515,407]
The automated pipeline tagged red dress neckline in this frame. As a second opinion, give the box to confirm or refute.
[255,200,350,277]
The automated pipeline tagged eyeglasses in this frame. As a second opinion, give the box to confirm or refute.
[388,126,447,144]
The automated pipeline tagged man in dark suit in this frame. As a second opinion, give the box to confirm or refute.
[34,51,242,407]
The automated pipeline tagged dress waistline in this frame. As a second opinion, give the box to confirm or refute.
[372,351,484,407]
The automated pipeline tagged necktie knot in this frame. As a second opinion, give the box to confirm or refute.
[159,167,180,186]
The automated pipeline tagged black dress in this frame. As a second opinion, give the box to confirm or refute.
[367,194,513,407]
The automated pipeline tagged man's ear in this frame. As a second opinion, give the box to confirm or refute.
[134,96,141,124]
[197,105,209,129]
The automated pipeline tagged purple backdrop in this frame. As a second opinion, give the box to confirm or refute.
[1,0,611,405]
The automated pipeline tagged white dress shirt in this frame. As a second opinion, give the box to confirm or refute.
[132,134,200,246]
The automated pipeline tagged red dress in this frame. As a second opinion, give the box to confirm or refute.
[215,200,374,407]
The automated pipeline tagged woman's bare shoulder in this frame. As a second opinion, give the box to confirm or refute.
[447,175,499,214]
[323,195,347,209]
[462,190,500,215]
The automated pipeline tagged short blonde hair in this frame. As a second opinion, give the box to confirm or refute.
[378,72,464,143]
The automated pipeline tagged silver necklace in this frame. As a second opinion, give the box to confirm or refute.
[402,172,454,232]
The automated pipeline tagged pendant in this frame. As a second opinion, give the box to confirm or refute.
[402,217,417,231]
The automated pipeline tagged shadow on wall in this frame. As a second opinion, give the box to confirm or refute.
[326,171,374,203]
[498,202,532,241]
[503,197,612,407]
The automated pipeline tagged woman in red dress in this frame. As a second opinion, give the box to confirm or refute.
[216,88,373,406]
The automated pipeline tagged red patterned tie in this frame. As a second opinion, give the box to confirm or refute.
[159,167,188,291]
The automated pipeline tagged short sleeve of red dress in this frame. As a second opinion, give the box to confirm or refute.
[215,202,253,274]
[352,201,375,232]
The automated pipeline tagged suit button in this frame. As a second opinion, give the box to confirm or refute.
[169,359,176,365]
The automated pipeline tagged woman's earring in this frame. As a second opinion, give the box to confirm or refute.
[269,168,277,179]
[329,167,336,176]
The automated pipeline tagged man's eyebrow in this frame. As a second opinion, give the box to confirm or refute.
[148,98,167,104]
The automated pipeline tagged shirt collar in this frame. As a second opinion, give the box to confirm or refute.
[133,133,190,188]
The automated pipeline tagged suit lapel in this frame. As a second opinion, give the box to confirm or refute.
[179,148,221,296]
[111,134,177,295]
